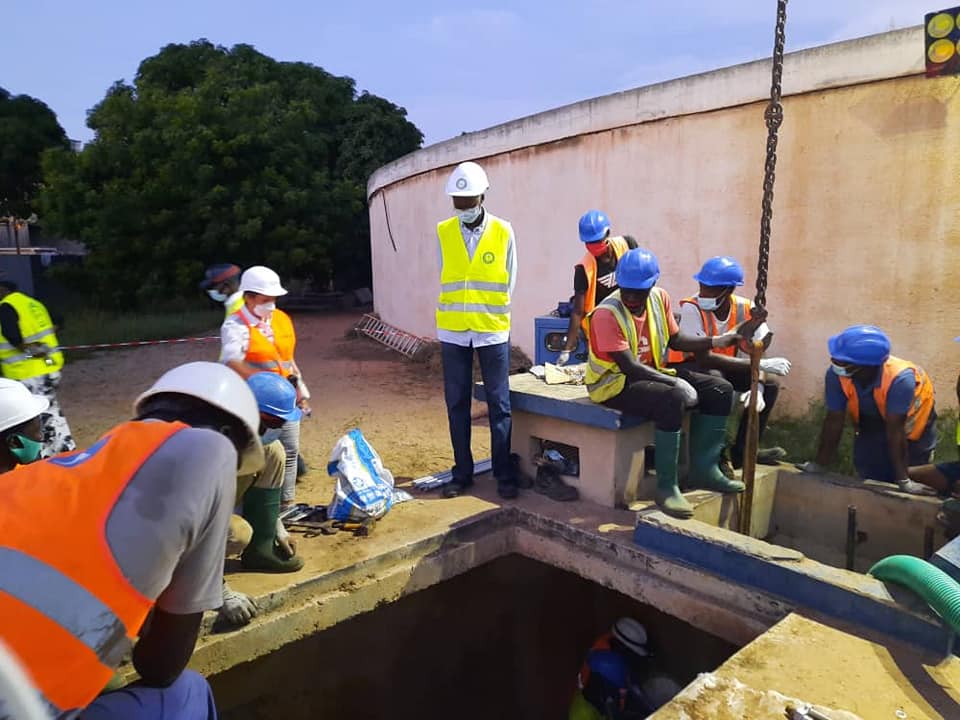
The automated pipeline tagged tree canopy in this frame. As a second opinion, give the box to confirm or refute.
[41,40,422,307]
[0,88,68,218]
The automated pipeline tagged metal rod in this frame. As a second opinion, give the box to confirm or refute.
[924,525,935,559]
[846,505,857,571]
[738,341,763,535]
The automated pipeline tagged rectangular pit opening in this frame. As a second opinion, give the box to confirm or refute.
[210,555,738,719]
[529,436,581,477]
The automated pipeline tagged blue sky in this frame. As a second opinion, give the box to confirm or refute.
[3,1,937,147]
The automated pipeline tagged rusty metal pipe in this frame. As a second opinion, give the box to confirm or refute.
[846,505,857,571]
[738,341,763,535]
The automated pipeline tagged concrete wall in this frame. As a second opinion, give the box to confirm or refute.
[368,28,960,411]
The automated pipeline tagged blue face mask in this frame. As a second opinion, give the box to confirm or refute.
[207,289,227,303]
[456,205,482,224]
[831,363,852,377]
[261,427,282,445]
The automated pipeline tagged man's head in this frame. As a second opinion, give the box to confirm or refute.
[578,210,613,259]
[827,325,890,380]
[615,248,660,313]
[610,617,651,661]
[238,266,288,320]
[693,256,744,312]
[445,161,489,225]
[199,264,241,303]
[134,361,264,476]
[247,372,301,444]
[0,379,49,468]
[0,280,17,300]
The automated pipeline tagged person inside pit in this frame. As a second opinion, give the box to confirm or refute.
[667,256,790,477]
[220,265,312,510]
[555,210,637,367]
[796,325,938,496]
[569,617,682,719]
[585,248,765,519]
[0,377,50,473]
[0,361,262,719]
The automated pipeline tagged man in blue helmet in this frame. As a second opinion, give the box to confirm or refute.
[670,256,791,472]
[585,248,761,518]
[557,210,638,366]
[797,325,938,495]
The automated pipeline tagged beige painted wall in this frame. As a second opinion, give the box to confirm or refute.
[368,29,960,412]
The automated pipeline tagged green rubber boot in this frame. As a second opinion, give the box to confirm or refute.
[241,487,305,573]
[654,429,694,519]
[689,414,745,493]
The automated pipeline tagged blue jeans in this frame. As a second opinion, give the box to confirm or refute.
[440,341,514,486]
[279,419,300,504]
[83,670,217,720]
[854,427,936,483]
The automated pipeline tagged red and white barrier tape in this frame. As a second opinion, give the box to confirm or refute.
[53,336,220,352]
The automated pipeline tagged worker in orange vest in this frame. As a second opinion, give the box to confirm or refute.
[557,210,637,366]
[0,361,263,718]
[797,325,938,495]
[220,265,311,509]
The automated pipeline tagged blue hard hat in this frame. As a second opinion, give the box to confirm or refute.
[827,325,891,366]
[693,256,745,287]
[578,210,611,243]
[615,248,660,290]
[247,372,302,422]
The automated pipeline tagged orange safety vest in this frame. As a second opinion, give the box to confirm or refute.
[667,294,751,364]
[839,356,935,441]
[578,236,631,330]
[235,308,296,377]
[0,420,187,715]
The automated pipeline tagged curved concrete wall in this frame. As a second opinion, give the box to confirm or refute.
[368,27,960,412]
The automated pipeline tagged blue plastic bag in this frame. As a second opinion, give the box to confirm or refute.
[327,428,395,521]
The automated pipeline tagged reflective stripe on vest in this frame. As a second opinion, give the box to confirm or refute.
[838,356,935,442]
[667,294,751,363]
[436,215,511,333]
[0,292,64,379]
[0,420,185,714]
[235,309,296,377]
[585,288,674,403]
[579,236,631,331]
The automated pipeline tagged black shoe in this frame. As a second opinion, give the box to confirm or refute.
[757,447,787,465]
[534,467,579,502]
[511,453,534,489]
[443,480,473,498]
[497,481,519,500]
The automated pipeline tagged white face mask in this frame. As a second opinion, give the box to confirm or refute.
[696,291,729,312]
[254,301,276,318]
[207,289,227,303]
[456,205,482,224]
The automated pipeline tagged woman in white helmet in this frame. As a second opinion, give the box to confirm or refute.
[0,378,50,473]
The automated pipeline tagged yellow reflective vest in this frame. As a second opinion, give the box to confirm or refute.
[585,288,674,403]
[436,215,511,333]
[0,292,64,379]
[224,292,244,318]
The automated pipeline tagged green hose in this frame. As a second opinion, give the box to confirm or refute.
[869,555,960,635]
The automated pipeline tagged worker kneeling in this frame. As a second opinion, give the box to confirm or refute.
[585,249,747,519]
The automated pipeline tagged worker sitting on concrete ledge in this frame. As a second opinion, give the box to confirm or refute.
[569,617,681,719]
[668,256,790,474]
[556,210,637,367]
[0,361,263,719]
[586,248,760,519]
[797,325,937,496]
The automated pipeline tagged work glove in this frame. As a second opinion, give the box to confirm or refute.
[219,581,258,627]
[795,461,824,474]
[674,377,699,408]
[897,478,937,496]
[740,386,766,413]
[556,351,570,367]
[759,357,791,376]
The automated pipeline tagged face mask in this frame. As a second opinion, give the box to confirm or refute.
[831,363,852,377]
[9,434,42,464]
[207,289,227,303]
[586,241,609,258]
[456,205,482,224]
[261,427,282,445]
[254,302,276,318]
[696,291,729,312]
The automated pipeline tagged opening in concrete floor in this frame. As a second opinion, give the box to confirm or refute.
[210,554,737,719]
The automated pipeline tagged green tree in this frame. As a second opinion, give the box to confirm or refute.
[0,88,69,218]
[41,40,422,307]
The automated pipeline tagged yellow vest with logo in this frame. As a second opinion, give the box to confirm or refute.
[0,292,64,379]
[585,288,674,403]
[436,215,511,333]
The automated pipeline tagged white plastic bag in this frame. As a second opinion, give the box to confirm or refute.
[327,428,395,521]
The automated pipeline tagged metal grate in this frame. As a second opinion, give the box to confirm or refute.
[356,314,426,358]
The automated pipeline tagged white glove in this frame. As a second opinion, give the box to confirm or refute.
[759,357,791,376]
[897,478,937,496]
[674,377,699,408]
[556,351,570,367]
[740,387,766,413]
[219,581,258,627]
[795,461,824,474]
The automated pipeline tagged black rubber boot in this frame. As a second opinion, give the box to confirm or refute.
[534,467,579,502]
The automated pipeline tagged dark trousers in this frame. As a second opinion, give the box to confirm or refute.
[604,368,733,432]
[441,341,514,485]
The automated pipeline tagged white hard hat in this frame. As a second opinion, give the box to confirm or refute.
[134,361,265,475]
[445,161,489,197]
[0,379,49,434]
[612,617,650,657]
[238,266,288,297]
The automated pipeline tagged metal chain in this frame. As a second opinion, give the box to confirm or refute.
[755,0,788,310]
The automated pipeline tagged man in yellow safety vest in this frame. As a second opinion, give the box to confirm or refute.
[200,263,244,318]
[0,280,75,457]
[436,161,519,500]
